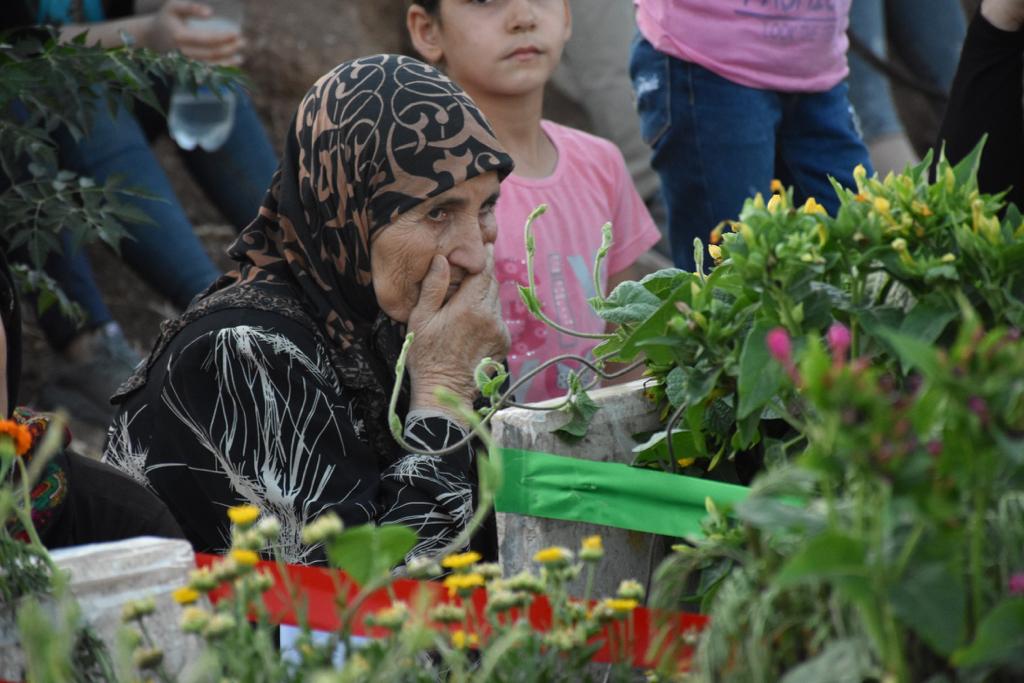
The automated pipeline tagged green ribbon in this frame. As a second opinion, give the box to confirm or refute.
[494,448,750,538]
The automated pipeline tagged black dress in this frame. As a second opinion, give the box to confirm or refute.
[103,308,490,564]
[938,10,1024,208]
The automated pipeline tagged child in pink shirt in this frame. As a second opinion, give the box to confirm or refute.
[408,0,661,403]
[631,0,871,272]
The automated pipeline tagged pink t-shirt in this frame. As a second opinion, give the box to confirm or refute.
[635,0,851,92]
[495,120,661,403]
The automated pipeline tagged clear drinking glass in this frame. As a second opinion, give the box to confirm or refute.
[167,0,244,152]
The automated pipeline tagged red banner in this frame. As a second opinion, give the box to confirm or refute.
[196,553,707,669]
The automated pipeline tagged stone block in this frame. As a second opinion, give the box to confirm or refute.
[0,536,199,679]
[493,379,666,598]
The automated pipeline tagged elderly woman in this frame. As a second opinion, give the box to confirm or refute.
[102,55,513,564]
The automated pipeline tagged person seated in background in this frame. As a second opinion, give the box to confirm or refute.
[406,0,662,404]
[846,0,966,176]
[939,0,1024,209]
[2,0,278,428]
[0,250,184,550]
[103,55,513,566]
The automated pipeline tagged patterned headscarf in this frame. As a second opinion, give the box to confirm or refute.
[227,53,513,350]
[116,55,513,455]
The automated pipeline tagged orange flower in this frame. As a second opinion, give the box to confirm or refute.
[0,420,33,456]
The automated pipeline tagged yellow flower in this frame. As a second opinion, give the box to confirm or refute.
[891,238,914,267]
[940,253,956,263]
[231,549,259,567]
[451,629,479,650]
[770,178,784,194]
[801,197,826,215]
[179,606,210,633]
[872,197,891,215]
[853,163,867,185]
[227,505,260,527]
[766,193,784,214]
[911,200,933,217]
[677,457,695,468]
[533,546,572,566]
[367,601,408,631]
[430,603,466,624]
[708,244,723,262]
[132,646,164,670]
[617,579,645,601]
[441,551,482,571]
[443,572,485,598]
[121,598,156,623]
[580,535,604,562]
[172,587,200,605]
[604,598,639,613]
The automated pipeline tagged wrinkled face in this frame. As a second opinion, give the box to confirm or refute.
[371,172,500,323]
[412,0,572,98]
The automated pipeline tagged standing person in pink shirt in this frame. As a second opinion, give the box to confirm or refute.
[631,0,872,272]
[407,0,662,403]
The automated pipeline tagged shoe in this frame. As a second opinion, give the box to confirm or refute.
[37,323,143,428]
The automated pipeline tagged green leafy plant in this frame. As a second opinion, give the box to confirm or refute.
[0,26,239,314]
[648,303,1024,682]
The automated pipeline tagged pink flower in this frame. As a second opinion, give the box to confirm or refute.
[1009,572,1024,596]
[827,323,851,363]
[766,327,792,366]
[968,396,991,426]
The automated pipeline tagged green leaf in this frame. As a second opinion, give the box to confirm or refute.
[900,300,957,345]
[952,135,985,189]
[876,328,943,378]
[517,285,542,316]
[951,598,1024,668]
[594,280,662,324]
[615,281,691,359]
[775,532,868,587]
[631,428,699,467]
[637,267,688,297]
[779,638,875,683]
[737,321,784,419]
[665,366,685,408]
[554,372,601,440]
[736,496,823,533]
[889,561,966,655]
[325,524,418,586]
[474,357,507,399]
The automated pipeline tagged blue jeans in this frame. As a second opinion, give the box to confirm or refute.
[847,0,966,143]
[630,36,872,272]
[39,82,277,349]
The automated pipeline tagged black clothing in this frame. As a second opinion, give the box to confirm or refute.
[0,250,184,550]
[107,307,492,563]
[939,10,1024,208]
[39,450,185,550]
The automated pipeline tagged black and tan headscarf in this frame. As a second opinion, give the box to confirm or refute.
[115,55,513,455]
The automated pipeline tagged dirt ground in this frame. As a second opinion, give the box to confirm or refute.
[20,0,962,455]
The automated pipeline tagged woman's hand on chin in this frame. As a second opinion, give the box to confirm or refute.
[405,247,510,416]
